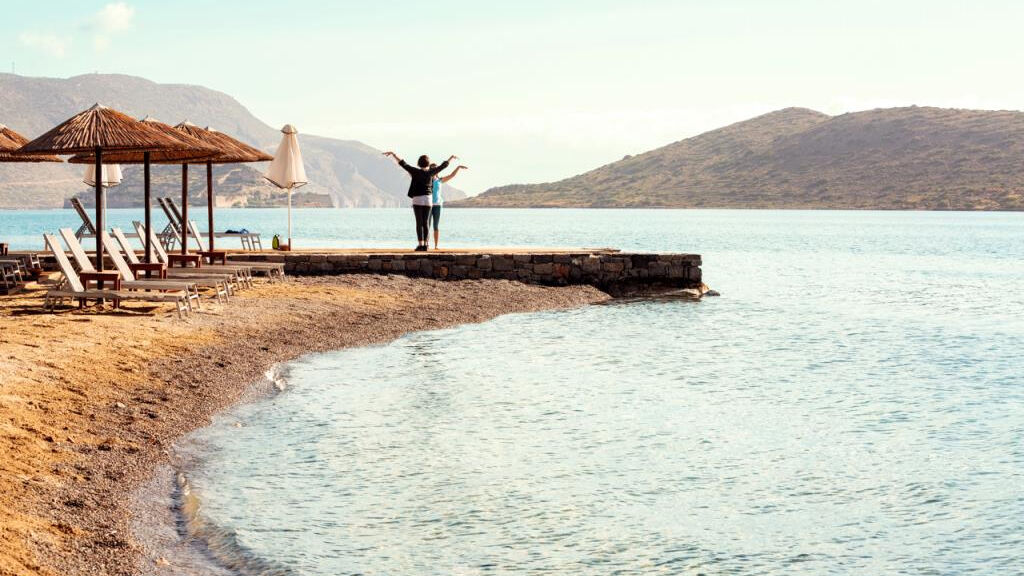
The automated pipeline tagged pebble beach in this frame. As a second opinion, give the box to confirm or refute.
[0,274,608,576]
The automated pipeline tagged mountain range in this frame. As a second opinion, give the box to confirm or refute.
[0,73,464,209]
[455,106,1024,210]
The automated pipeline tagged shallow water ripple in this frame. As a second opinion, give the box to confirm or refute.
[172,210,1023,575]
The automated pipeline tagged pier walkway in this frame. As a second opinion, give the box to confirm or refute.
[228,248,703,296]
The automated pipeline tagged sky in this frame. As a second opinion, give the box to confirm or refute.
[2,0,1024,194]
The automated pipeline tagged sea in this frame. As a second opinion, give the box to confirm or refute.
[3,208,1023,575]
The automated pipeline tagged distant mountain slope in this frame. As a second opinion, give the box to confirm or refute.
[66,164,331,209]
[456,107,1024,210]
[0,73,464,208]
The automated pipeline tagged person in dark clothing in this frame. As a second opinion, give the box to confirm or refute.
[383,151,456,251]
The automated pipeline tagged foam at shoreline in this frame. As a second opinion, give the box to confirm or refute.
[131,365,294,576]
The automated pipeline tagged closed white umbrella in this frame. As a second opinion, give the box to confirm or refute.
[264,124,307,248]
[83,163,122,227]
[83,162,123,187]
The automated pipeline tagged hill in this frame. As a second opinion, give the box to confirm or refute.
[65,164,332,209]
[0,73,464,209]
[455,107,1024,210]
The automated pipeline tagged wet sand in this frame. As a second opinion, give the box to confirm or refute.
[0,274,609,576]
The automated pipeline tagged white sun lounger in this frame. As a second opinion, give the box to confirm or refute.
[133,221,253,289]
[70,197,97,240]
[44,234,191,319]
[58,228,203,310]
[110,227,234,300]
[186,219,283,280]
[156,197,183,250]
[101,231,230,305]
[133,221,256,289]
[163,197,262,250]
[1,260,22,291]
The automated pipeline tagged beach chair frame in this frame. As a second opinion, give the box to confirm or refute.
[110,227,233,301]
[57,228,203,311]
[70,197,97,240]
[163,196,262,251]
[132,221,255,289]
[43,234,190,319]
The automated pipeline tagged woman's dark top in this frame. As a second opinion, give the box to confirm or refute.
[399,160,449,198]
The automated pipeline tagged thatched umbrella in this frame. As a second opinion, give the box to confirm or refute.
[0,124,62,163]
[68,117,218,265]
[15,104,211,271]
[170,122,272,256]
[0,124,62,259]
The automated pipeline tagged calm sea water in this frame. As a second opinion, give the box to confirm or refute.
[11,208,1023,574]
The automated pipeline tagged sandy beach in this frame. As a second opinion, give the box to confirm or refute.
[0,274,609,576]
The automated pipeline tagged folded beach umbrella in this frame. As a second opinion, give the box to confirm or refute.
[68,116,218,264]
[83,162,123,187]
[169,122,273,256]
[14,104,213,271]
[264,125,308,248]
[82,163,122,231]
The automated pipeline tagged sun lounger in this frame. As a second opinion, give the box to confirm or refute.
[101,231,231,305]
[2,253,43,272]
[109,228,233,300]
[1,258,24,276]
[186,219,283,279]
[184,219,283,280]
[133,220,252,289]
[163,196,263,251]
[132,221,254,289]
[16,252,42,270]
[70,197,97,240]
[57,228,203,310]
[43,234,191,319]
[156,197,183,250]
[1,260,22,292]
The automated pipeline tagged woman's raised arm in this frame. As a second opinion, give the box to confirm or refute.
[384,151,417,174]
[440,165,469,183]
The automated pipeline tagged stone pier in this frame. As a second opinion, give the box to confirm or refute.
[228,249,703,296]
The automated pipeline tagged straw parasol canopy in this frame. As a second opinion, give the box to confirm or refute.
[0,124,62,163]
[66,116,219,264]
[173,121,273,164]
[66,116,220,165]
[15,104,218,271]
[16,104,209,156]
[160,121,273,254]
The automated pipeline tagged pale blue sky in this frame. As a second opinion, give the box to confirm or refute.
[3,0,1023,193]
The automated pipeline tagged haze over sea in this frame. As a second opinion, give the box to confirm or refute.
[6,208,1023,574]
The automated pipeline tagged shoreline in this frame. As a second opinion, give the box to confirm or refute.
[130,364,294,576]
[0,274,609,576]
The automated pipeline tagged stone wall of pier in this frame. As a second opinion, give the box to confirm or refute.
[229,251,702,295]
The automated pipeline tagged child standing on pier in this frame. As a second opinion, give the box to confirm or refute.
[428,163,468,250]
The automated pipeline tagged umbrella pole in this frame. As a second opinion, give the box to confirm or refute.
[95,147,104,272]
[288,187,292,248]
[181,163,188,255]
[207,162,214,252]
[144,152,152,267]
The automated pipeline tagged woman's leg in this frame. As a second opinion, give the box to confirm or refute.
[412,206,421,247]
[413,205,430,248]
[430,206,442,248]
